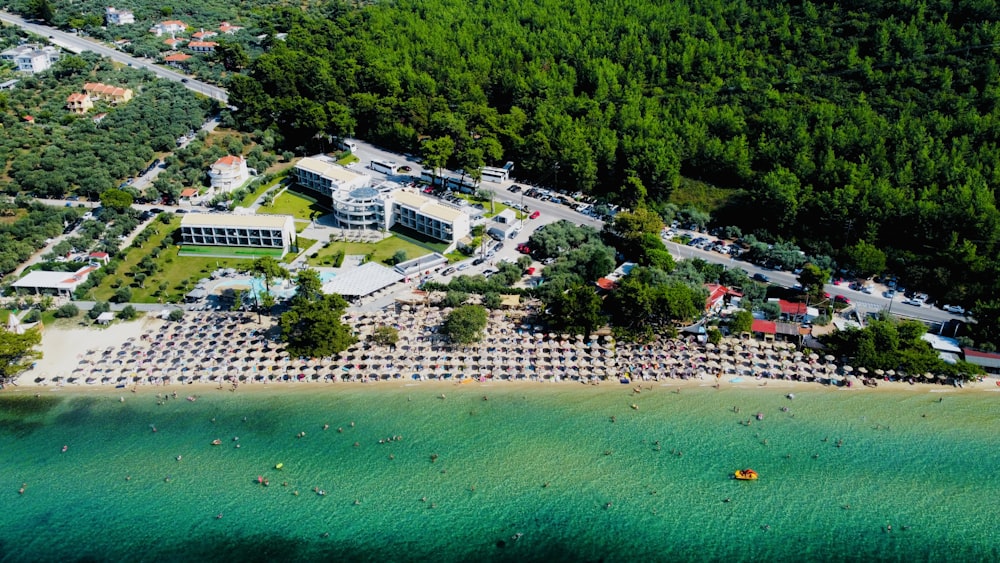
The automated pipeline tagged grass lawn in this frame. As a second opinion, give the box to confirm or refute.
[236,176,280,208]
[179,245,285,258]
[450,192,515,219]
[307,236,430,267]
[259,188,331,220]
[285,237,317,264]
[0,209,28,225]
[335,152,359,165]
[389,225,450,253]
[88,219,255,304]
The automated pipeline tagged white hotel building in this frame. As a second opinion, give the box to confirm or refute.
[179,213,297,256]
[294,156,470,247]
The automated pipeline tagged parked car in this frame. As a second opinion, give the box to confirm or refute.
[834,295,851,304]
[902,298,923,306]
[529,210,540,219]
[883,289,896,299]
[441,267,455,276]
[942,304,965,315]
[524,267,535,275]
[752,273,770,283]
[472,257,486,266]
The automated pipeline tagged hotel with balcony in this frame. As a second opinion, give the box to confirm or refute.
[179,213,297,256]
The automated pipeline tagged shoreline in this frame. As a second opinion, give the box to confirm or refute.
[9,310,997,397]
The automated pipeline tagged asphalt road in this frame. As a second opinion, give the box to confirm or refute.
[663,238,964,326]
[0,11,228,103]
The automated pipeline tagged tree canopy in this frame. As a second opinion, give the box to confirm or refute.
[279,269,356,357]
[441,305,488,345]
[0,327,42,383]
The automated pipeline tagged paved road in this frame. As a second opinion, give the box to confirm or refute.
[0,11,228,103]
[663,238,964,326]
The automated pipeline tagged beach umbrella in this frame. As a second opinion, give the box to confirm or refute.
[857,367,868,375]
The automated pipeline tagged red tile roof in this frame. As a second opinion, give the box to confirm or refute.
[188,41,218,48]
[214,155,243,167]
[778,299,808,316]
[595,278,617,291]
[164,38,185,46]
[164,53,192,62]
[180,188,198,197]
[751,319,777,334]
[67,92,88,103]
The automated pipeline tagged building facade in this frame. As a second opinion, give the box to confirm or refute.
[208,155,250,192]
[149,20,187,36]
[392,190,470,245]
[294,156,371,200]
[83,82,133,103]
[188,41,218,53]
[330,185,393,231]
[66,92,93,114]
[105,7,135,25]
[179,213,297,256]
[1,44,60,74]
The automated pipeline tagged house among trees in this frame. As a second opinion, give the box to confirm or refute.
[192,29,218,40]
[105,7,135,25]
[163,53,192,67]
[188,41,218,53]
[208,155,250,192]
[218,22,243,34]
[66,92,93,114]
[149,20,187,36]
[163,37,185,48]
[83,82,133,104]
[0,44,60,74]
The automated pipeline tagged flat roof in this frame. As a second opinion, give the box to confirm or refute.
[296,157,368,184]
[322,262,403,297]
[180,213,294,229]
[13,268,92,289]
[393,190,464,222]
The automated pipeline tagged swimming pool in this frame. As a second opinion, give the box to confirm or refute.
[213,272,336,300]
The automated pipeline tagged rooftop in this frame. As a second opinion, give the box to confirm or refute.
[13,267,95,290]
[393,190,464,222]
[213,155,244,168]
[322,262,403,297]
[180,213,294,229]
[297,157,368,184]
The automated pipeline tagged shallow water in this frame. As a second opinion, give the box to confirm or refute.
[1,385,999,562]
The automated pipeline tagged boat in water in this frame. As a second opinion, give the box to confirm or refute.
[211,439,222,446]
[734,469,759,480]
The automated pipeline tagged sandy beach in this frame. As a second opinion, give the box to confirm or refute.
[8,309,996,397]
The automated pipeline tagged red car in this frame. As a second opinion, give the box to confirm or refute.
[525,267,535,275]
[529,210,540,219]
[834,295,851,304]
[516,244,531,254]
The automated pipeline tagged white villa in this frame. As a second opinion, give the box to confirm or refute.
[105,7,135,25]
[0,44,60,74]
[208,155,250,192]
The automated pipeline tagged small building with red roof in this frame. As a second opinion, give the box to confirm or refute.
[208,155,250,192]
[188,41,218,53]
[962,348,1000,375]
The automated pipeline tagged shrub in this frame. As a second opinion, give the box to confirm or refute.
[54,303,80,318]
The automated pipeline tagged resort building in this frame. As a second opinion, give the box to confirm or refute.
[208,155,250,192]
[66,92,93,114]
[329,184,394,232]
[150,20,187,36]
[83,82,133,104]
[192,29,218,40]
[392,189,470,245]
[0,44,60,74]
[12,266,97,298]
[188,41,218,53]
[179,213,297,257]
[294,156,371,199]
[105,7,135,25]
[163,38,185,48]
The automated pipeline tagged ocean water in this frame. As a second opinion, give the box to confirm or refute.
[1,384,999,562]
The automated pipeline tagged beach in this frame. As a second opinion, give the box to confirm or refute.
[3,312,999,561]
[14,309,995,394]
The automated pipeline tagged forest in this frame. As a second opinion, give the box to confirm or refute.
[3,0,1000,344]
[222,0,1000,344]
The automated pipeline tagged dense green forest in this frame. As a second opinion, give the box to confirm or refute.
[3,0,1000,344]
[225,0,1000,343]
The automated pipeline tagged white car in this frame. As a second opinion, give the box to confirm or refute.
[942,304,966,315]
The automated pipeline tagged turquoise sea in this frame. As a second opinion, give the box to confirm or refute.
[1,384,999,562]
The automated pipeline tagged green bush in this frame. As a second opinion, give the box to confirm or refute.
[54,303,80,318]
